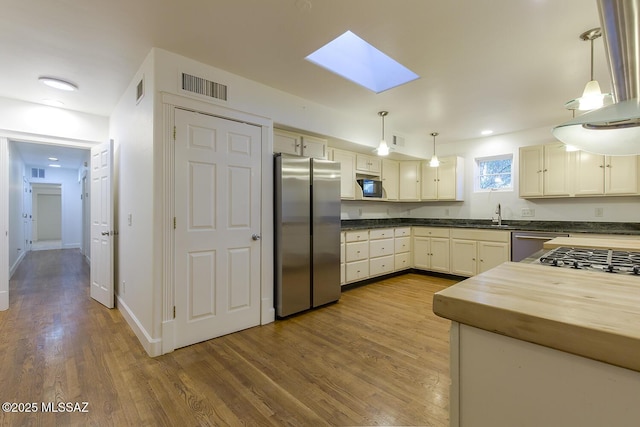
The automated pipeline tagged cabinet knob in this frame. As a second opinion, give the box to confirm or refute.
[606,164,611,168]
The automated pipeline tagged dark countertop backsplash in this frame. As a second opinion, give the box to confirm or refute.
[341,218,640,235]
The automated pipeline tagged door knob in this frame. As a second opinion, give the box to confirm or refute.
[101,231,110,236]
[252,234,261,241]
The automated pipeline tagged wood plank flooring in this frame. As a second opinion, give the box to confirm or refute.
[0,249,457,426]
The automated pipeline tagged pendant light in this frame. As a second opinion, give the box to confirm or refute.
[553,0,640,155]
[429,132,440,167]
[376,111,390,156]
[578,28,605,111]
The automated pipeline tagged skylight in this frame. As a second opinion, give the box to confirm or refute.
[305,30,420,93]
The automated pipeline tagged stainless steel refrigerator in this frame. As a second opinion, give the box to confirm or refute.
[274,154,341,317]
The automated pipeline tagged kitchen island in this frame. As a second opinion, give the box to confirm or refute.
[433,261,640,427]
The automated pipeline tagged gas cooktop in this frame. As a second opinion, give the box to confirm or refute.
[539,246,640,275]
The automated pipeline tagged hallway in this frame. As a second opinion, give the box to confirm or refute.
[0,249,453,426]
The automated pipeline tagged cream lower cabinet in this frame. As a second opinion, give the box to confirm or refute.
[412,227,450,273]
[450,229,510,277]
[345,230,369,283]
[394,227,412,271]
[369,228,395,277]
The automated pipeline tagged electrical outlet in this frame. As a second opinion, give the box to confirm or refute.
[122,280,126,294]
[521,208,535,217]
[445,208,450,216]
[595,207,604,217]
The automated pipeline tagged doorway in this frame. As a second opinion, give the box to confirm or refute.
[31,183,62,250]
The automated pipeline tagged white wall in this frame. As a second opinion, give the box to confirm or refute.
[8,142,25,275]
[109,50,156,352]
[0,98,108,143]
[344,126,640,223]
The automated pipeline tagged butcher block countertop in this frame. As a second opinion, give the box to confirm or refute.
[433,262,640,372]
[544,236,640,251]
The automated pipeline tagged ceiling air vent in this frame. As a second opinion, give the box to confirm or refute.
[181,73,228,101]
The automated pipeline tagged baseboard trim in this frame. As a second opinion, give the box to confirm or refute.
[9,250,26,278]
[116,295,162,357]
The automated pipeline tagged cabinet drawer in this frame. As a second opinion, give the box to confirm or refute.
[413,227,450,238]
[346,260,369,282]
[369,238,394,258]
[394,227,411,237]
[395,236,411,253]
[346,230,369,242]
[395,252,411,271]
[370,255,394,276]
[340,232,345,244]
[369,228,394,240]
[340,242,345,263]
[346,241,369,262]
[340,263,345,285]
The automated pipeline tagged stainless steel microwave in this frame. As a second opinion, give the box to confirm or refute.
[357,179,383,198]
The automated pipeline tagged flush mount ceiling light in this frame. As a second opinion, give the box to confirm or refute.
[564,28,613,112]
[429,132,440,167]
[553,0,640,155]
[376,111,390,156]
[38,76,78,91]
[305,30,420,93]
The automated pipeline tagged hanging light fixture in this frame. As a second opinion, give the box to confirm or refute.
[578,28,607,111]
[553,0,640,155]
[429,132,440,167]
[376,111,390,156]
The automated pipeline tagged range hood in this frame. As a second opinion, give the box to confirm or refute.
[552,0,640,155]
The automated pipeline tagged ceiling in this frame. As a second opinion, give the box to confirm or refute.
[1,0,609,162]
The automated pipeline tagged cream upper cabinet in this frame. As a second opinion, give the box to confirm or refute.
[575,151,639,196]
[420,156,464,201]
[381,159,399,201]
[273,129,327,159]
[332,149,356,200]
[355,154,381,175]
[519,143,570,198]
[399,161,421,201]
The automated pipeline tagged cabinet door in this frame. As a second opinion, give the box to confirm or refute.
[574,151,605,195]
[413,237,431,269]
[400,161,421,201]
[382,159,399,200]
[274,130,301,156]
[478,241,509,274]
[543,143,570,196]
[430,237,451,273]
[606,155,638,194]
[420,162,438,200]
[346,260,369,282]
[301,135,327,159]
[450,239,477,277]
[332,149,356,199]
[356,154,380,173]
[519,145,544,197]
[436,157,458,200]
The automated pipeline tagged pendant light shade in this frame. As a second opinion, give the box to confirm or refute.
[376,111,389,156]
[429,132,440,167]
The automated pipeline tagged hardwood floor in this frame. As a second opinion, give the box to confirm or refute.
[0,249,457,426]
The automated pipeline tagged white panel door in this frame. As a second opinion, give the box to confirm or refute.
[90,140,114,308]
[174,109,261,349]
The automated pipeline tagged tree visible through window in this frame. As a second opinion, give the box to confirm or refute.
[476,155,512,191]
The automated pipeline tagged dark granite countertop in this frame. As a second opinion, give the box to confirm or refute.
[341,218,640,235]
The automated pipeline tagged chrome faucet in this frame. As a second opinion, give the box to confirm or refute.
[492,203,502,226]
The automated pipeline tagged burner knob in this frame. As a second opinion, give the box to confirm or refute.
[573,261,580,269]
[552,259,558,267]
[607,264,615,273]
[634,266,640,275]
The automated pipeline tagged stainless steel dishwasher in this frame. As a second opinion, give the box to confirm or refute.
[511,231,569,262]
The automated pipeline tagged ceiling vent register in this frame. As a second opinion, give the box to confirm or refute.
[181,73,228,102]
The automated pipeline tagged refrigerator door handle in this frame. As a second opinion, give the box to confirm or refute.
[252,234,261,241]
